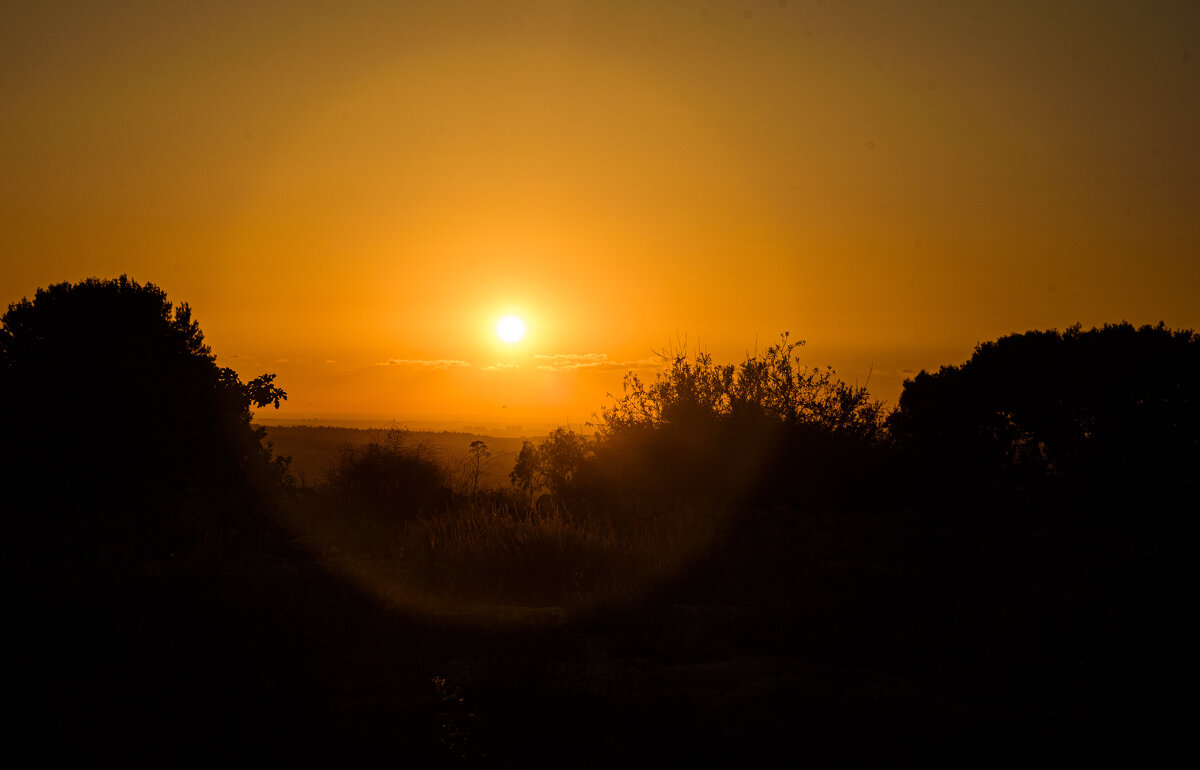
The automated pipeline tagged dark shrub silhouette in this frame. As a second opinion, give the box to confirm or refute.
[583,334,886,506]
[888,322,1199,517]
[1,275,288,566]
[325,427,448,520]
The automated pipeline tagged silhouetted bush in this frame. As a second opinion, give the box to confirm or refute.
[888,322,1200,521]
[581,334,887,506]
[0,275,289,567]
[325,428,448,522]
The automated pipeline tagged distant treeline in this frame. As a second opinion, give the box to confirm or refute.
[262,425,528,490]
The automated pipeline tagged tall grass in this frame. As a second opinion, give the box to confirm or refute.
[414,497,724,607]
[280,488,727,612]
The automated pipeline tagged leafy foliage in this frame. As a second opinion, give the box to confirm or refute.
[586,334,886,504]
[510,427,593,501]
[888,322,1200,513]
[325,427,448,520]
[1,275,289,563]
[600,333,883,440]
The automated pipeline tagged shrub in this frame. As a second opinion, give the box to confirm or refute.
[598,333,883,439]
[584,334,886,505]
[325,427,448,522]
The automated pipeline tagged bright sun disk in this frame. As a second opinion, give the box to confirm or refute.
[497,315,526,343]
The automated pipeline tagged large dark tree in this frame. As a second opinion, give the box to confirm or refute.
[888,322,1199,519]
[1,275,288,565]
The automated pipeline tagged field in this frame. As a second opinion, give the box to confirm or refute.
[120,423,1183,763]
[14,323,1197,763]
[263,425,530,490]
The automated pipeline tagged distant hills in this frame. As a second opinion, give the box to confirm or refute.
[262,425,530,490]
[253,415,585,438]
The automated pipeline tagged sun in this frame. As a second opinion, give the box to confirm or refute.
[496,315,526,343]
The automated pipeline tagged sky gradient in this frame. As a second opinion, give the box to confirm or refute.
[3,1,1198,429]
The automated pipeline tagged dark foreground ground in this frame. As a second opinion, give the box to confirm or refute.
[16,501,1194,768]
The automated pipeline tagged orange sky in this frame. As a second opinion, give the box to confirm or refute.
[3,1,1198,430]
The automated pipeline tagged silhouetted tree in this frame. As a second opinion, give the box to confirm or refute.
[888,322,1200,518]
[599,334,883,439]
[510,427,592,502]
[586,334,885,504]
[3,277,300,754]
[0,275,289,566]
[467,439,490,496]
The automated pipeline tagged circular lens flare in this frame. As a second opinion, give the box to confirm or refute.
[496,315,526,343]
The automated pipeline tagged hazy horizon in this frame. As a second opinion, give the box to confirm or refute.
[252,412,586,438]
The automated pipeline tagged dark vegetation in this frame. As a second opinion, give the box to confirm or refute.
[7,276,1197,763]
[262,425,528,491]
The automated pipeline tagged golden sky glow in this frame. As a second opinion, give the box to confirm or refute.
[3,1,1198,429]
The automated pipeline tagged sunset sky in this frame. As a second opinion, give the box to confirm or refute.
[3,1,1198,430]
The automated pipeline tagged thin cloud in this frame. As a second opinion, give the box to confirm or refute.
[483,362,520,371]
[380,358,471,371]
[535,353,659,372]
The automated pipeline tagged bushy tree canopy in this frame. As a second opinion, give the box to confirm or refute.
[326,428,447,519]
[598,333,883,440]
[888,322,1200,512]
[510,427,592,501]
[1,276,288,560]
[584,334,885,504]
